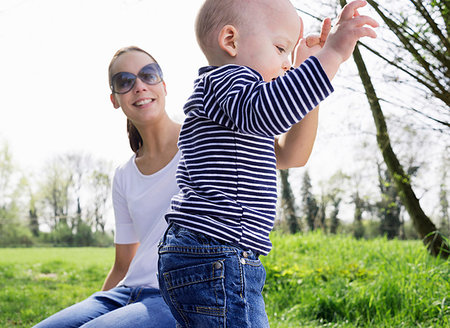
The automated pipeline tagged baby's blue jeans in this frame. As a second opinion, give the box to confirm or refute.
[158,223,269,328]
[33,286,176,328]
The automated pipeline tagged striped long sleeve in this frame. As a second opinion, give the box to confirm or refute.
[166,56,333,255]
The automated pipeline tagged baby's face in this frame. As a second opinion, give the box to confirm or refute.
[234,1,301,82]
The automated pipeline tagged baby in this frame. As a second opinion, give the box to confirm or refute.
[158,1,378,327]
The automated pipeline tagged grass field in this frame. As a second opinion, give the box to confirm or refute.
[0,232,448,327]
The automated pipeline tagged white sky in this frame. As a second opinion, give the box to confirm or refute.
[1,0,442,226]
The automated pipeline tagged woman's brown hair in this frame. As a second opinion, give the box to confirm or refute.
[108,46,159,154]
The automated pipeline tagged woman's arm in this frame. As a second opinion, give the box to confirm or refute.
[274,106,318,169]
[101,242,139,291]
[274,19,332,169]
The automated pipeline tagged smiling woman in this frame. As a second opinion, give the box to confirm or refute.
[32,46,181,328]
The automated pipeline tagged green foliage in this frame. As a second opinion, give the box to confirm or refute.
[438,151,450,237]
[1,235,448,327]
[0,139,32,247]
[301,171,319,231]
[38,224,114,247]
[376,165,402,239]
[279,169,301,233]
[0,216,33,247]
[0,146,114,247]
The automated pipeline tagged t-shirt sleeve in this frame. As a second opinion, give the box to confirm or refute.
[112,167,139,244]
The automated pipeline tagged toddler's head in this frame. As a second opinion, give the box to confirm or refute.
[195,0,302,82]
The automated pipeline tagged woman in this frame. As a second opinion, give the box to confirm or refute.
[34,46,179,328]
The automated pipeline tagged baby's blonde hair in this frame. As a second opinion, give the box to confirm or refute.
[195,0,246,61]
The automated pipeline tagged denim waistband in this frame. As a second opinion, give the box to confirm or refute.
[160,223,260,258]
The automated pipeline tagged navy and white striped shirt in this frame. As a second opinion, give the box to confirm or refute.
[166,56,333,255]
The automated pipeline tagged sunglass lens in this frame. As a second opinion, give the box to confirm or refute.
[139,64,162,85]
[113,72,136,94]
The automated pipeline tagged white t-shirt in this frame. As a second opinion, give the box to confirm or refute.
[112,151,180,288]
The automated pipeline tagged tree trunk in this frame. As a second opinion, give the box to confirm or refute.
[29,200,39,237]
[279,169,300,233]
[350,43,449,258]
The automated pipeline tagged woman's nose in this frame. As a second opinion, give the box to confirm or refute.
[133,77,148,93]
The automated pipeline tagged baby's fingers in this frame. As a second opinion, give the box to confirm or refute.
[351,16,378,39]
[353,15,379,28]
[320,18,332,43]
[340,0,367,21]
[356,26,377,39]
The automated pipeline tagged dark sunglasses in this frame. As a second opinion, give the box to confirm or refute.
[110,63,163,94]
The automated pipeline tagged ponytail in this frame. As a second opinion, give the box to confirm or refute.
[127,119,143,154]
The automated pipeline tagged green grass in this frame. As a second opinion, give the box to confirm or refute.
[0,233,448,327]
[0,248,114,327]
[262,232,449,327]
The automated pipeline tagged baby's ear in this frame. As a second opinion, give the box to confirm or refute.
[218,25,238,57]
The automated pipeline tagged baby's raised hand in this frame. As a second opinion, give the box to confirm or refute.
[324,0,378,64]
[292,18,332,67]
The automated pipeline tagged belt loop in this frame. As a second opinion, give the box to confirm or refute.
[158,222,173,248]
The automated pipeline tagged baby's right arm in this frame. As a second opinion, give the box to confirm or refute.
[315,0,378,80]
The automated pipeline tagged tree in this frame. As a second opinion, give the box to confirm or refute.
[39,156,73,231]
[89,167,111,234]
[316,193,327,232]
[329,195,341,234]
[352,191,365,239]
[341,165,373,239]
[307,0,449,131]
[376,163,402,239]
[37,153,114,245]
[318,171,347,234]
[0,140,32,246]
[0,141,114,246]
[438,150,450,237]
[292,0,447,253]
[65,153,94,233]
[301,170,319,231]
[279,169,300,233]
[28,194,39,237]
[0,141,14,209]
[365,0,449,125]
[339,0,449,258]
[439,176,449,237]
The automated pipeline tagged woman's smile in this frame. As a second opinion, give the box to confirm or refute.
[133,97,155,107]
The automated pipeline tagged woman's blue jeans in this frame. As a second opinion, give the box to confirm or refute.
[158,223,269,328]
[33,286,176,328]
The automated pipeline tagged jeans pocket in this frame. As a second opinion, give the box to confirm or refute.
[163,260,226,327]
[240,256,266,294]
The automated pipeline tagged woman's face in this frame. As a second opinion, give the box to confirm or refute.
[110,51,167,128]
